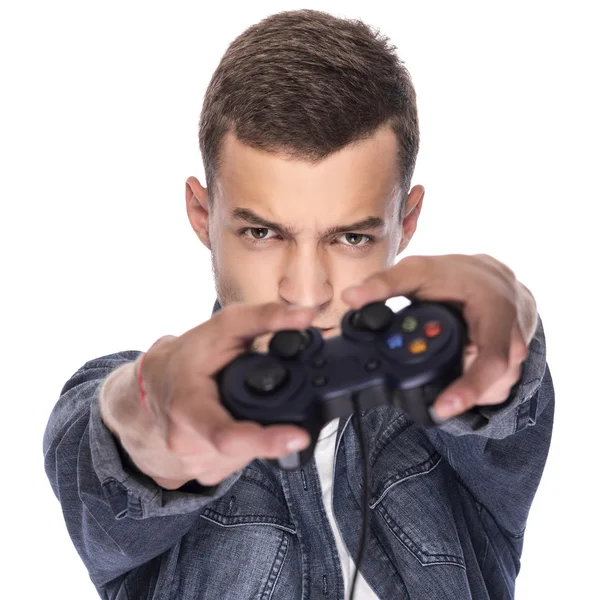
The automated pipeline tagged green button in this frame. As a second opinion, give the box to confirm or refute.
[401,316,418,332]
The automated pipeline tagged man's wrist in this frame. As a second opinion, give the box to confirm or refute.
[99,361,140,442]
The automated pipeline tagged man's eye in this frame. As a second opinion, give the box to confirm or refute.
[245,227,275,240]
[341,233,368,246]
[339,233,376,249]
[241,228,374,251]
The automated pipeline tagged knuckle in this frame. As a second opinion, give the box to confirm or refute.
[211,431,233,454]
[513,337,529,362]
[164,423,198,457]
[211,425,245,456]
[472,252,496,266]
[460,395,479,411]
[165,431,188,455]
[486,353,510,378]
[474,254,515,280]
[261,439,284,459]
[498,260,516,279]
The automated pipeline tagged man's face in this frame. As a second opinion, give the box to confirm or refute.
[186,123,424,352]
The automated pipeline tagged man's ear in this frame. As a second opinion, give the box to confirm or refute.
[397,184,425,255]
[185,176,211,250]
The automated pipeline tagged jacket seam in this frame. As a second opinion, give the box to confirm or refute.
[454,474,525,539]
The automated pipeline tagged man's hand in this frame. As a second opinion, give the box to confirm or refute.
[341,254,538,421]
[100,302,317,489]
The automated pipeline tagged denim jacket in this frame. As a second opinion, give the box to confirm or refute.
[43,300,553,599]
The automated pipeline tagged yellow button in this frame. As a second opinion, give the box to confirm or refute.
[409,338,428,354]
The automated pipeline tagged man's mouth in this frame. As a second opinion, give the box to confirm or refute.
[318,327,338,336]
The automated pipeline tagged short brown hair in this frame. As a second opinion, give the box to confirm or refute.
[199,9,419,213]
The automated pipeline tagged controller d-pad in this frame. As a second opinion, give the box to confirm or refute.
[269,330,312,359]
[350,302,393,332]
[244,358,288,394]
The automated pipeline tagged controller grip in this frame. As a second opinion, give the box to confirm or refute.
[393,362,462,427]
[268,417,323,470]
[396,369,489,430]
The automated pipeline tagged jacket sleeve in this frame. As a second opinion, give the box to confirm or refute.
[43,351,244,589]
[424,313,554,539]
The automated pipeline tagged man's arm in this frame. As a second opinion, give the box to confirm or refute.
[44,303,318,592]
[424,314,554,540]
[43,352,243,590]
[341,254,554,544]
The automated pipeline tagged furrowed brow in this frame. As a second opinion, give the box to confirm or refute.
[231,208,384,237]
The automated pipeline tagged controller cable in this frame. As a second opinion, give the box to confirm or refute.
[348,394,370,600]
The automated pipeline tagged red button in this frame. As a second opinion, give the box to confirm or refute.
[424,321,442,338]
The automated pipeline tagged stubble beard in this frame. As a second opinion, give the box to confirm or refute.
[210,252,263,353]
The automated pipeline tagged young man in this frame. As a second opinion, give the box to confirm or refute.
[43,9,553,600]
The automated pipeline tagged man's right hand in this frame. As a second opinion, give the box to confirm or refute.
[99,302,317,490]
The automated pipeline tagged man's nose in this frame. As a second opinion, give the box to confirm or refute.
[278,249,333,310]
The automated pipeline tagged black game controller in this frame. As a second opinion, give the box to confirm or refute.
[217,300,467,470]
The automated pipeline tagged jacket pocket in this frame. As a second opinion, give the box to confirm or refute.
[367,411,465,569]
[200,463,296,532]
[172,462,296,600]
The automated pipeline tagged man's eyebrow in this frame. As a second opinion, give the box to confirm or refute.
[230,207,385,237]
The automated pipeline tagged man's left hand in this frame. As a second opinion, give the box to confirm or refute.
[341,254,538,421]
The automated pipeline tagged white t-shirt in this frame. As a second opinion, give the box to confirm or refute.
[313,418,380,599]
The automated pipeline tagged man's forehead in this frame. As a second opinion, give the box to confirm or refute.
[216,125,400,203]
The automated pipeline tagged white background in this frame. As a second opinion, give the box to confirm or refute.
[1,1,598,598]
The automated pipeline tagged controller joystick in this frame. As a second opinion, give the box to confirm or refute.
[269,329,312,359]
[350,302,394,332]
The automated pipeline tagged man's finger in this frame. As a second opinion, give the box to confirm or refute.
[181,302,318,375]
[433,350,511,419]
[211,421,311,461]
[210,302,317,347]
[341,255,429,307]
[432,301,514,417]
[341,254,482,309]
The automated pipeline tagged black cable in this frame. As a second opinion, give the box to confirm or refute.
[349,395,370,600]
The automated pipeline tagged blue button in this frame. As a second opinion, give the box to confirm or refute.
[386,333,404,349]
